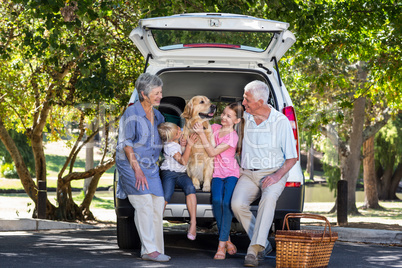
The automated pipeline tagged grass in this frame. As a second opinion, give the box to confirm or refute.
[1,192,115,213]
[303,201,402,229]
[0,153,114,191]
[73,192,115,210]
[45,154,115,177]
[363,209,402,221]
[0,151,116,214]
[2,154,400,226]
[0,177,113,191]
[305,201,402,216]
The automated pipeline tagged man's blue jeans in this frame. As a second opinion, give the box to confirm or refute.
[211,176,238,241]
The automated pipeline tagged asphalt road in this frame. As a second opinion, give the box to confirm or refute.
[0,228,401,268]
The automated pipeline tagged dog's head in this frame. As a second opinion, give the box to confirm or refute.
[182,96,216,121]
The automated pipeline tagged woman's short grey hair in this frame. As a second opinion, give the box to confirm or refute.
[135,73,163,102]
[244,80,270,103]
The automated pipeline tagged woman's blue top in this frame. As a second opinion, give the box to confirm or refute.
[115,101,165,198]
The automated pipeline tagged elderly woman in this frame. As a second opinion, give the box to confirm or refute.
[115,73,169,262]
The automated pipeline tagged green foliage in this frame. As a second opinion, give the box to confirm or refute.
[0,0,400,215]
[322,163,341,197]
[2,0,396,143]
[0,0,143,129]
[136,0,402,143]
[375,113,402,169]
[0,162,17,178]
[318,138,341,197]
[280,0,401,138]
[0,1,141,216]
[0,129,35,176]
[138,0,255,17]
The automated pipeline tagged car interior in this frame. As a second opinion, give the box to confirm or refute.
[158,96,186,128]
[157,69,277,109]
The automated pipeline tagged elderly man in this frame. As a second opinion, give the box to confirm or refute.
[231,80,297,267]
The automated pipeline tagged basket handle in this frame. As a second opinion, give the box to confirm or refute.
[282,213,334,242]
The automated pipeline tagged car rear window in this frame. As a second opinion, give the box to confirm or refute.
[151,29,274,52]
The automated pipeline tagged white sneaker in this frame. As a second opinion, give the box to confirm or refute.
[141,253,171,262]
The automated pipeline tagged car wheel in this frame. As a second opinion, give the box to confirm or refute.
[117,216,141,249]
[275,218,300,231]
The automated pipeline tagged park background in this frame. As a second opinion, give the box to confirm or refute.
[0,1,401,227]
[1,140,401,231]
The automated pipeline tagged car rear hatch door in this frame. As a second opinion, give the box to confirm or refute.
[129,13,295,67]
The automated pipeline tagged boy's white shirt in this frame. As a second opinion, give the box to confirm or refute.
[160,141,187,173]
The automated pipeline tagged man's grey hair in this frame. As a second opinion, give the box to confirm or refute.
[135,73,163,102]
[244,80,270,104]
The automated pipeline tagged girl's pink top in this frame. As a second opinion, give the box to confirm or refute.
[211,124,240,178]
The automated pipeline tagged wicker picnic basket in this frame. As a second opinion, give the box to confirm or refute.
[275,213,338,268]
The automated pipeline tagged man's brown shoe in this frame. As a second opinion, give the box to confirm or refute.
[244,254,258,267]
[257,242,273,261]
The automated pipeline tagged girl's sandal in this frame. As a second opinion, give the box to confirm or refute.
[213,245,226,260]
[187,232,196,241]
[226,241,237,255]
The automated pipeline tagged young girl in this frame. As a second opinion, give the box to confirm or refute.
[157,122,198,240]
[193,102,244,260]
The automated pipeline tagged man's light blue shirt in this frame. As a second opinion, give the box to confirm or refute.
[241,106,297,170]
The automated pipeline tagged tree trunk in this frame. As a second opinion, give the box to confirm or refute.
[378,158,395,200]
[388,163,402,200]
[0,117,56,218]
[0,118,37,200]
[31,132,46,186]
[55,158,115,221]
[362,136,381,209]
[56,178,83,221]
[340,96,366,214]
[80,172,103,220]
[29,82,57,218]
[31,129,49,217]
[83,122,95,195]
[306,149,311,174]
[307,143,315,181]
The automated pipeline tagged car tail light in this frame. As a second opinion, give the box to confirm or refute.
[285,182,301,187]
[183,43,240,48]
[282,106,299,160]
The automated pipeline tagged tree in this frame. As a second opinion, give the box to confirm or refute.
[375,114,402,200]
[0,0,259,222]
[0,0,142,220]
[362,101,381,209]
[2,0,400,220]
[278,0,401,214]
[102,0,402,214]
[363,136,381,209]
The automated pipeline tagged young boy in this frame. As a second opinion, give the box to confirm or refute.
[157,122,198,240]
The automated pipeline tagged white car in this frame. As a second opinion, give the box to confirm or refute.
[114,13,305,249]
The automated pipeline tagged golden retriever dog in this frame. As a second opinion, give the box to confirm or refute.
[181,96,216,192]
